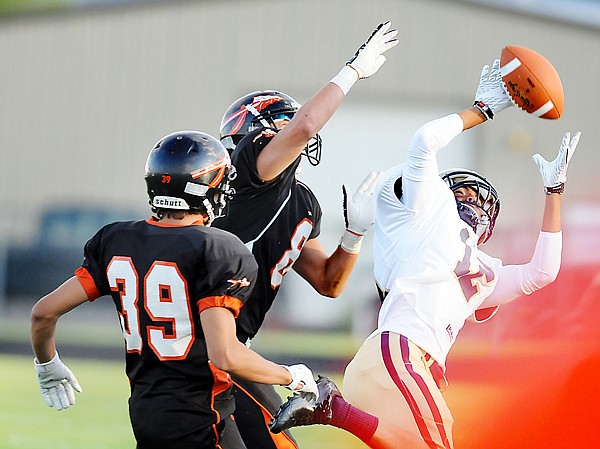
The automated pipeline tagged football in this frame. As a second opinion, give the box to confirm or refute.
[500,45,564,119]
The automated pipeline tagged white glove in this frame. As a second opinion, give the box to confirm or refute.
[533,131,581,193]
[340,171,381,254]
[343,171,381,235]
[34,352,82,411]
[473,59,514,120]
[282,364,319,401]
[347,21,399,79]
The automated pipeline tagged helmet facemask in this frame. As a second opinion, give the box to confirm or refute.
[255,112,322,166]
[204,165,237,224]
[440,169,500,245]
[303,134,322,166]
[456,201,491,243]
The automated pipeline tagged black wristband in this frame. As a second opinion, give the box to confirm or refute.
[545,183,565,195]
[473,100,494,120]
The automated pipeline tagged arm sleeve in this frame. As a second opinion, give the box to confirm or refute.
[402,114,464,210]
[482,231,562,307]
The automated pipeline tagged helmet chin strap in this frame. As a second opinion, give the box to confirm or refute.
[474,222,488,244]
[203,199,215,226]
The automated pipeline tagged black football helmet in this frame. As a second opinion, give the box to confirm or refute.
[440,168,500,245]
[144,131,236,225]
[219,90,322,166]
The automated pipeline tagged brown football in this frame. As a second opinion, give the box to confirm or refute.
[500,45,564,119]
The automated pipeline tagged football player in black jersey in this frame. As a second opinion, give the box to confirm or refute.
[212,22,398,449]
[30,131,319,449]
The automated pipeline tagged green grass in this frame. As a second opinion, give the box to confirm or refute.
[253,329,363,358]
[1,355,365,449]
[0,0,69,17]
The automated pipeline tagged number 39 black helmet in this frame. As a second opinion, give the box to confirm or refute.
[144,131,236,225]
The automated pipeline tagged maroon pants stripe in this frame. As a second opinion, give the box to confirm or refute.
[381,331,437,449]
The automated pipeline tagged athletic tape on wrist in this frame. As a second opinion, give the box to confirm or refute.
[330,65,358,95]
[340,229,363,254]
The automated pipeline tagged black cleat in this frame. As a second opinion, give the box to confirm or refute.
[270,375,342,434]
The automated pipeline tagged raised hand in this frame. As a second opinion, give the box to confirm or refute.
[473,59,514,120]
[347,21,399,79]
[533,131,581,194]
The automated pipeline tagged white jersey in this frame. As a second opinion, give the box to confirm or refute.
[369,113,562,367]
[372,162,502,367]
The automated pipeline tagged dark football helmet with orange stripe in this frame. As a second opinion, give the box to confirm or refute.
[144,131,236,224]
[219,90,322,166]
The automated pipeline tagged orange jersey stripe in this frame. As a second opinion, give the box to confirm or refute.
[198,295,243,318]
[74,266,101,301]
[209,361,233,447]
[209,361,232,398]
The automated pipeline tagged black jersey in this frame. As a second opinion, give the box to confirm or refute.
[74,219,257,435]
[213,128,322,342]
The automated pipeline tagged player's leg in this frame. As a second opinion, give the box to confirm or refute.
[270,373,430,449]
[270,331,452,449]
[231,375,300,449]
[344,331,454,449]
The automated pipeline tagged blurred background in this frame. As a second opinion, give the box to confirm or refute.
[1,0,599,448]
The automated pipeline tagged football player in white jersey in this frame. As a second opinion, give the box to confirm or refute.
[270,59,580,449]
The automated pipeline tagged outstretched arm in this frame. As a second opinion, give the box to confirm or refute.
[256,22,398,181]
[402,59,513,210]
[535,131,581,231]
[293,172,380,297]
[482,131,581,307]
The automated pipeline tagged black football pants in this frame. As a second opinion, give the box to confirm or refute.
[220,376,299,449]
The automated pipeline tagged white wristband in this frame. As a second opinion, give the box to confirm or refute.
[340,229,363,254]
[330,65,358,95]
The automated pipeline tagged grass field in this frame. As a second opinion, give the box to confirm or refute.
[5,341,600,449]
[1,355,365,449]
[4,297,600,449]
